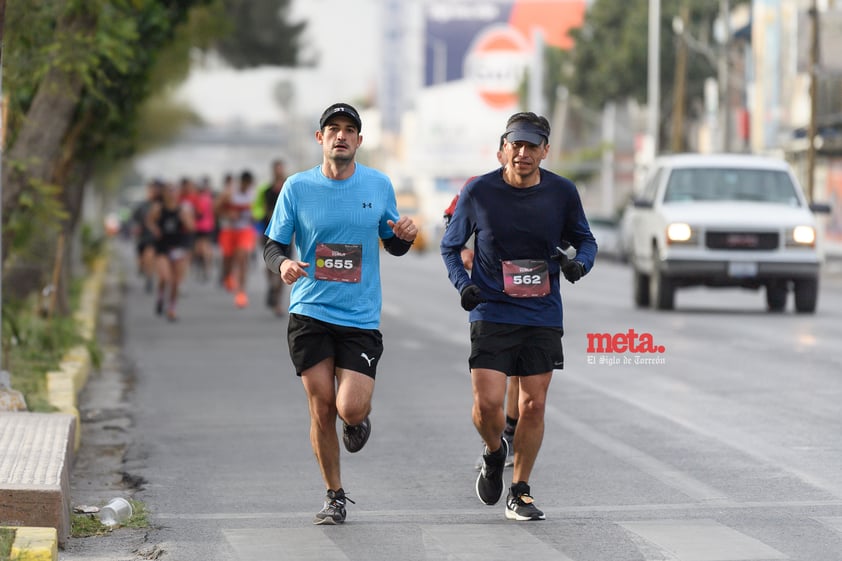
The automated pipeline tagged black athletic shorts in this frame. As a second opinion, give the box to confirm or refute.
[287,313,383,379]
[469,321,564,376]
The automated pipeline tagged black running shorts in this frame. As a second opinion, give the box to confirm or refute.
[469,321,563,376]
[287,313,384,379]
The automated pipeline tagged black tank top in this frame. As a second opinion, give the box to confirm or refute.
[157,205,186,251]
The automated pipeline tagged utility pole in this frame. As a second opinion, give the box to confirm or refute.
[806,0,819,203]
[647,0,661,158]
[671,4,689,153]
[719,0,732,152]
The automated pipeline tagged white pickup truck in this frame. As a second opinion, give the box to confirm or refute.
[626,153,830,313]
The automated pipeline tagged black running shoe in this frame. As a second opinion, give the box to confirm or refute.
[476,437,507,505]
[342,417,371,453]
[474,432,514,470]
[505,482,545,521]
[313,488,355,525]
[503,431,515,468]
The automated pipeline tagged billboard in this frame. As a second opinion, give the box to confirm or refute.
[414,0,586,179]
[423,1,586,110]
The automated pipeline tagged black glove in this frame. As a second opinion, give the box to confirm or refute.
[561,260,586,284]
[460,284,485,311]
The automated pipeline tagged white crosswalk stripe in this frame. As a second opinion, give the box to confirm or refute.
[619,519,788,561]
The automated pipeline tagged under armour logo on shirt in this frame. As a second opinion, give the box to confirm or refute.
[362,202,372,208]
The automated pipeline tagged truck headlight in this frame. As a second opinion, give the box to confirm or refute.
[666,222,695,244]
[787,225,816,247]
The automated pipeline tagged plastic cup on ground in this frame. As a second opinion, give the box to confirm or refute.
[98,497,133,526]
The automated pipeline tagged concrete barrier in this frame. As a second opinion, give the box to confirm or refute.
[0,413,76,545]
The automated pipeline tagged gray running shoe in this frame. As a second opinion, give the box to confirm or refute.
[313,488,355,525]
[476,437,508,505]
[505,483,545,521]
[342,416,371,453]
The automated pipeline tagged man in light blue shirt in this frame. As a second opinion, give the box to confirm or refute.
[264,102,417,525]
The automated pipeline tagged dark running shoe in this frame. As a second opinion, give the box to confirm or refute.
[476,437,508,505]
[474,432,514,470]
[505,482,545,521]
[503,431,515,468]
[313,488,355,525]
[342,417,371,453]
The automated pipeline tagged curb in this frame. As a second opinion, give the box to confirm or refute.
[3,526,58,561]
[8,251,109,559]
[46,254,108,451]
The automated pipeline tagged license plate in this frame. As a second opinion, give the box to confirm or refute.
[728,261,758,277]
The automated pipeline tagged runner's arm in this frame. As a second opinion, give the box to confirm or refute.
[263,238,292,274]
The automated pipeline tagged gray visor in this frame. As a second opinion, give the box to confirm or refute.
[504,124,548,145]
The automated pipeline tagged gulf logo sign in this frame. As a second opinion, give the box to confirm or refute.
[463,24,531,109]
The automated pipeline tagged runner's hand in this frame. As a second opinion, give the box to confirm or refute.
[387,216,417,242]
[561,260,585,283]
[460,285,485,311]
[280,260,310,285]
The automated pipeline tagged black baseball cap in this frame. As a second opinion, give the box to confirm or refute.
[504,122,549,145]
[319,103,362,131]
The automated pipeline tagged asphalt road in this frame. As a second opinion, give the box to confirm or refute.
[63,240,842,561]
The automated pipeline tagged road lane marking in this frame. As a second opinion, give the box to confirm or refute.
[421,525,576,560]
[224,526,576,561]
[224,528,351,561]
[546,405,730,504]
[565,371,842,499]
[815,516,842,536]
[155,499,842,521]
[620,519,788,561]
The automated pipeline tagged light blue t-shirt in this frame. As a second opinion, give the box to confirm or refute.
[265,163,399,329]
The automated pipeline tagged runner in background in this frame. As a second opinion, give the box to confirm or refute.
[216,170,257,308]
[146,181,195,322]
[216,173,234,288]
[130,179,163,293]
[254,159,288,316]
[191,176,217,283]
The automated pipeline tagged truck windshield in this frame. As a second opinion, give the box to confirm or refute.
[663,168,801,206]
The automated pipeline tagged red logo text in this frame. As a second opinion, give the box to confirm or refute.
[586,329,665,353]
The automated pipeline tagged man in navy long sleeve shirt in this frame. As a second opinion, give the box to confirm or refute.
[441,111,597,521]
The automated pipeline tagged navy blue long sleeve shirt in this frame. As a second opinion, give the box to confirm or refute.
[441,167,597,329]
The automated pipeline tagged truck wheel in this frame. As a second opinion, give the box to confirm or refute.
[794,277,819,313]
[765,281,788,312]
[633,269,650,308]
[650,269,675,310]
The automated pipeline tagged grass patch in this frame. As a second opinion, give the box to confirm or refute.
[71,500,149,538]
[0,527,14,560]
[1,277,98,412]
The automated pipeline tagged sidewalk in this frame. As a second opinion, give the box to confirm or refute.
[0,252,114,559]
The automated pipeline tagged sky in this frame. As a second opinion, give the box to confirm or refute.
[174,0,380,127]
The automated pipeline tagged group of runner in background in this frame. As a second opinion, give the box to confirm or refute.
[128,159,288,322]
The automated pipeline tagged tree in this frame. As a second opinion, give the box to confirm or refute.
[1,0,308,320]
[214,0,306,68]
[554,0,749,150]
[1,0,217,315]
